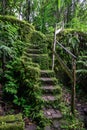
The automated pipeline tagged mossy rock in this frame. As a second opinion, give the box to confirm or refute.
[0,114,23,123]
[0,122,24,130]
[0,114,24,130]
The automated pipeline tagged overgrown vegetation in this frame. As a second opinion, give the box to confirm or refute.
[0,0,87,129]
[53,30,87,93]
[60,103,85,130]
[0,16,48,128]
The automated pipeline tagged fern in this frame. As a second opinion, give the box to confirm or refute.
[76,69,87,74]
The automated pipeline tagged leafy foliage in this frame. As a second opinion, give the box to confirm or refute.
[0,16,46,127]
[54,30,87,91]
[4,57,43,119]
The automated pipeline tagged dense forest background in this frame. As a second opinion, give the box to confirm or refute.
[0,0,87,33]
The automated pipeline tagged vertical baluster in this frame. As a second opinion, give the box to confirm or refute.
[71,58,76,115]
[52,24,57,70]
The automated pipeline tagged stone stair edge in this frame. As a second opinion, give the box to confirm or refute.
[44,108,62,120]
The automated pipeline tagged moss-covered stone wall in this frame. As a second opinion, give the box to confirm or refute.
[0,15,49,128]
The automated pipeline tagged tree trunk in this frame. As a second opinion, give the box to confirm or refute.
[71,58,76,115]
[26,0,31,22]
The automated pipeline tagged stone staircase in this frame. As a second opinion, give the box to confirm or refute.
[41,71,62,130]
[25,44,62,129]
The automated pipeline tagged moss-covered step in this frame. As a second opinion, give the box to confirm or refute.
[0,122,24,130]
[28,48,43,54]
[40,70,55,78]
[42,94,62,108]
[41,85,62,94]
[28,44,40,49]
[28,43,47,49]
[24,53,49,69]
[28,43,47,53]
[0,114,24,130]
[44,108,62,120]
[40,78,57,85]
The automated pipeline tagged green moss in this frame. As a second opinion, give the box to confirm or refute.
[0,15,35,43]
[38,54,49,70]
[0,114,23,123]
[20,25,34,42]
[30,31,48,54]
[0,15,34,30]
[30,30,46,44]
[41,70,55,78]
[0,114,24,130]
[27,54,49,69]
[27,65,40,80]
[0,122,24,130]
[0,15,52,128]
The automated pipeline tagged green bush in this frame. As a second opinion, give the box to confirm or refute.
[4,57,43,118]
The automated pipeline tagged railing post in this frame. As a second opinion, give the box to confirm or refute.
[52,22,64,70]
[71,58,76,115]
[52,25,57,70]
[62,21,64,30]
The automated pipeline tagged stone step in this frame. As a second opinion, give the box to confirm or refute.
[24,52,49,70]
[0,114,24,129]
[28,49,43,54]
[24,52,48,61]
[42,95,56,102]
[28,44,40,49]
[25,125,37,130]
[25,53,48,58]
[41,86,56,94]
[42,94,62,108]
[41,70,55,78]
[28,44,47,50]
[44,108,62,120]
[24,52,40,57]
[44,120,61,130]
[21,55,32,62]
[41,86,62,95]
[42,86,55,91]
[40,78,57,85]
